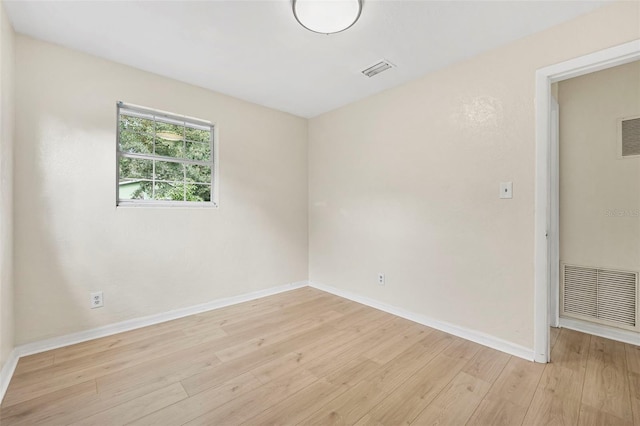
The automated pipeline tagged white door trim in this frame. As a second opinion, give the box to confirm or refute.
[534,39,640,363]
[549,95,559,329]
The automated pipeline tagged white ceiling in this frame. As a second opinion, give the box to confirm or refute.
[5,0,610,118]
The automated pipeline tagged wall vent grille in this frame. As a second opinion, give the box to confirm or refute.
[620,116,640,157]
[561,264,639,331]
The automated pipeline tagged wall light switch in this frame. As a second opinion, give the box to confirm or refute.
[500,182,513,199]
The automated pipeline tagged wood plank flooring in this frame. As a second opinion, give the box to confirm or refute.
[1,287,638,425]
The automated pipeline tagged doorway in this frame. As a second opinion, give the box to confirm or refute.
[534,39,640,363]
[551,61,640,351]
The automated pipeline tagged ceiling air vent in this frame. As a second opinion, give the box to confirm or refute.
[361,60,395,78]
[620,116,640,157]
[561,263,639,331]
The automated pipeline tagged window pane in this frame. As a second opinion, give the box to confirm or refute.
[117,105,215,205]
[155,160,184,182]
[155,121,184,142]
[186,164,211,183]
[153,181,185,201]
[119,114,154,134]
[185,127,210,143]
[155,138,184,158]
[119,131,153,154]
[185,141,211,162]
[119,157,153,180]
[119,180,152,200]
[188,184,211,202]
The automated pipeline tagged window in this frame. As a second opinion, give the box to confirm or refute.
[117,102,217,207]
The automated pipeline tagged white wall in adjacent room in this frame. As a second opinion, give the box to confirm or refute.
[559,61,640,274]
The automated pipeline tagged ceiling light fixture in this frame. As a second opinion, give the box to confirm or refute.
[293,0,362,35]
[156,131,183,141]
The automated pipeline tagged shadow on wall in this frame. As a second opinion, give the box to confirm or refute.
[14,115,88,344]
[14,67,307,345]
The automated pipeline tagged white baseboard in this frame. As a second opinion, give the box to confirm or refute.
[0,349,19,403]
[0,280,307,403]
[1,278,540,403]
[559,317,640,346]
[0,281,308,402]
[309,281,536,362]
[15,281,308,359]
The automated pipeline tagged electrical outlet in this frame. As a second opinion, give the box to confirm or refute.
[90,291,104,309]
[378,273,385,286]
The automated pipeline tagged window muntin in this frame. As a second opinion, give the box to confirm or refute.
[117,102,216,206]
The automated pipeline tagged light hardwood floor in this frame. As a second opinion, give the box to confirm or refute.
[1,287,638,425]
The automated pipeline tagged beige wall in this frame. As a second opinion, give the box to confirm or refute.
[0,0,14,368]
[14,36,308,345]
[308,2,640,349]
[559,61,640,272]
[8,1,640,351]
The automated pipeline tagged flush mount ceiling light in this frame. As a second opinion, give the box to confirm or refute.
[293,0,362,35]
[156,131,183,141]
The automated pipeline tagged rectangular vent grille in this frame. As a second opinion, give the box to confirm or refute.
[361,60,394,78]
[561,264,639,331]
[621,117,640,157]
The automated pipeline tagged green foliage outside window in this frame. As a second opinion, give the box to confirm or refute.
[118,109,213,203]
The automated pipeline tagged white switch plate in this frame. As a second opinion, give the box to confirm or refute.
[500,182,513,199]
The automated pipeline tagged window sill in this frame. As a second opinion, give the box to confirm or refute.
[116,201,219,209]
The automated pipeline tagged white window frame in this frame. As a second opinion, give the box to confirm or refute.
[116,102,218,208]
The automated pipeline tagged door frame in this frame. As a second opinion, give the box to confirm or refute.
[549,95,559,330]
[533,39,640,363]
